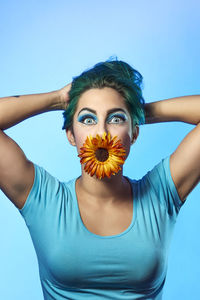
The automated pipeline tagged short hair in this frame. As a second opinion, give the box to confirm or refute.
[62,57,145,132]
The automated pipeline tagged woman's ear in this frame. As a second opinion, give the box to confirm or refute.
[66,128,76,146]
[131,125,139,144]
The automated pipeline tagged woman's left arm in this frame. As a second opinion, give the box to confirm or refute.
[144,95,200,202]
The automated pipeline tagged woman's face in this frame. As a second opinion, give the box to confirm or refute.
[66,87,139,160]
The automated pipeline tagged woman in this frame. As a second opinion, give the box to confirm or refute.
[0,58,199,299]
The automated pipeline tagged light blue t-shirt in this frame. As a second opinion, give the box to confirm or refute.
[18,155,184,299]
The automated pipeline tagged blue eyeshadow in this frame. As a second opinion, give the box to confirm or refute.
[107,113,127,122]
[78,114,97,122]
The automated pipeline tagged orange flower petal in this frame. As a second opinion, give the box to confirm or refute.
[90,162,98,177]
[95,164,101,179]
[80,156,94,164]
[103,163,111,178]
[84,159,95,172]
[99,164,105,179]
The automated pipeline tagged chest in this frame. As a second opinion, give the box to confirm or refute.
[77,194,133,237]
[34,181,169,292]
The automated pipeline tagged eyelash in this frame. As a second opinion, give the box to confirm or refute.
[79,114,127,125]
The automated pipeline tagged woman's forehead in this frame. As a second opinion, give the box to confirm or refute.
[75,87,129,113]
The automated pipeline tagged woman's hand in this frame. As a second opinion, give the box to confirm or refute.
[58,82,72,110]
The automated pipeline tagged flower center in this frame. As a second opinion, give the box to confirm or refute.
[95,148,109,162]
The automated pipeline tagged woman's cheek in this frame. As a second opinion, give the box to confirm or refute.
[76,135,88,154]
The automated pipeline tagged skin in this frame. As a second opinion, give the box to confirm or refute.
[66,87,139,208]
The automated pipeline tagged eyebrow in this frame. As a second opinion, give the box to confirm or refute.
[78,107,127,116]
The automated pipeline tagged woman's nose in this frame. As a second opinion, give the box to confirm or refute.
[96,122,109,137]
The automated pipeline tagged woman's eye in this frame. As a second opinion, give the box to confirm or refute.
[109,115,126,123]
[82,117,96,125]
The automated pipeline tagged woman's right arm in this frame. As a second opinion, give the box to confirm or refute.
[0,84,71,209]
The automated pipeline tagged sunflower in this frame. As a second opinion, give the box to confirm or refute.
[78,132,126,180]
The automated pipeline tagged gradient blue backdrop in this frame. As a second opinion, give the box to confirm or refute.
[0,0,200,299]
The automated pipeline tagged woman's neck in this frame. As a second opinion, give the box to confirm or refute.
[76,167,131,207]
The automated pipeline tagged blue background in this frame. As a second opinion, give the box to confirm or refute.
[0,0,200,299]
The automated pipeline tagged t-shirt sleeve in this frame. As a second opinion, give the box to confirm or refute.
[18,163,63,227]
[143,155,185,218]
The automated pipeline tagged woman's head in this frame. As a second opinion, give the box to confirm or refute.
[66,87,140,162]
[62,57,145,135]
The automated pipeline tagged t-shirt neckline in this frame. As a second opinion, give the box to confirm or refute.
[72,176,137,239]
